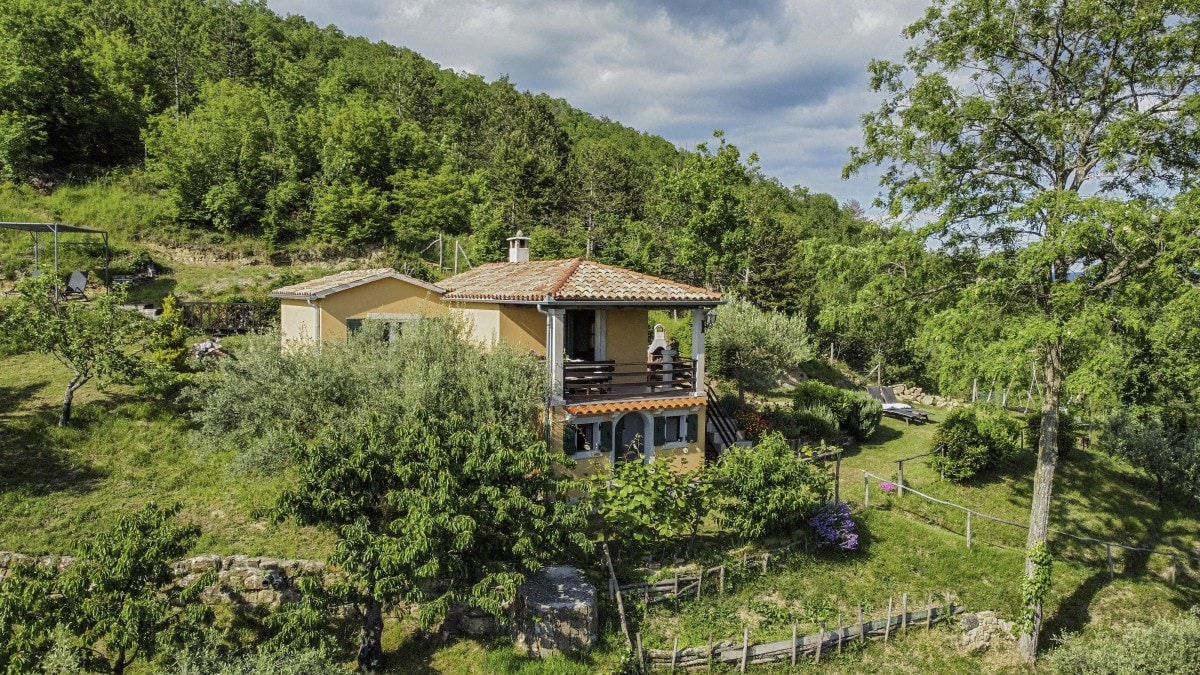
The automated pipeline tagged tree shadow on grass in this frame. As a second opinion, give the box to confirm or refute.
[0,381,48,419]
[1041,569,1110,646]
[0,408,104,496]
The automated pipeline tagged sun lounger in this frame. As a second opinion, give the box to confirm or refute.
[59,271,88,301]
[869,386,931,424]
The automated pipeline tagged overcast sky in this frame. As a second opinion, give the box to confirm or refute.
[266,0,929,211]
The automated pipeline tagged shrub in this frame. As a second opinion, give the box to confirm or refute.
[808,502,859,551]
[790,380,882,441]
[929,405,1020,482]
[792,380,852,420]
[591,458,709,552]
[713,433,831,539]
[791,403,840,444]
[846,393,883,441]
[1049,613,1200,674]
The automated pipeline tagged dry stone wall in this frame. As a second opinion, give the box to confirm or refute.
[0,551,325,609]
[890,383,964,410]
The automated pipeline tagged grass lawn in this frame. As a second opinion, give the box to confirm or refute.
[627,412,1200,671]
[3,348,1199,671]
[0,351,334,558]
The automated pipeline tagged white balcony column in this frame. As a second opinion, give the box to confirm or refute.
[691,308,706,396]
[549,308,566,405]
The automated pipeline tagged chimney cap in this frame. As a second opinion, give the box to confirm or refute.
[506,230,528,243]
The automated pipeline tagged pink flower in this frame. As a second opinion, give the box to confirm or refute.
[880,481,896,493]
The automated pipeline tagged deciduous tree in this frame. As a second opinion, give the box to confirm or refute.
[847,0,1200,660]
[2,276,146,426]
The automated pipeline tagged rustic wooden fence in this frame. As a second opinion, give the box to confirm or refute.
[638,593,962,671]
[863,471,1199,584]
[181,301,275,335]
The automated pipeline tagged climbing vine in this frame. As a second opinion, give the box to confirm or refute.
[1019,542,1053,636]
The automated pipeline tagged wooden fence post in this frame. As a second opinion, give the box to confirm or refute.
[697,568,704,601]
[835,453,841,503]
[814,623,822,664]
[858,605,865,643]
[792,624,799,666]
[673,572,680,611]
[926,593,933,629]
[671,636,679,673]
[740,627,749,673]
[966,510,972,549]
[719,565,726,596]
[1170,556,1179,585]
[707,633,714,672]
[885,596,894,643]
[864,475,870,508]
[762,552,769,574]
[898,460,905,497]
[636,633,644,670]
[902,593,908,633]
[1106,544,1115,578]
[837,612,843,653]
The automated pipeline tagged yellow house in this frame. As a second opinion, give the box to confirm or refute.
[269,234,731,475]
[269,268,445,343]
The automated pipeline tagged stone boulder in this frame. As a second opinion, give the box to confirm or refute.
[513,566,597,658]
[959,610,1014,655]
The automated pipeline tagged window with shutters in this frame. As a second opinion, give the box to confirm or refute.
[655,413,700,448]
[564,418,611,458]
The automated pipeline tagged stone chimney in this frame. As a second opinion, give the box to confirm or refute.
[507,230,530,263]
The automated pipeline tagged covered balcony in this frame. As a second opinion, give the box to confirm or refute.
[563,357,697,403]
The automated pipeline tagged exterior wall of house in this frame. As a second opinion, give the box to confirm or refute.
[605,308,649,363]
[554,406,707,479]
[452,303,502,346]
[280,300,319,344]
[316,277,444,341]
[498,305,547,356]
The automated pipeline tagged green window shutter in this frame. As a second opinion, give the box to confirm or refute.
[686,414,699,443]
[347,318,363,335]
[653,416,666,446]
[599,421,613,454]
[562,425,577,455]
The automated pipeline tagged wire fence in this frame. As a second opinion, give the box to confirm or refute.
[862,471,1199,584]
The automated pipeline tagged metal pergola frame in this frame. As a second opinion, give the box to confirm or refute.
[0,222,110,288]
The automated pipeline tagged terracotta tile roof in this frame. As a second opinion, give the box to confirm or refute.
[440,259,722,305]
[269,268,445,300]
[564,396,707,417]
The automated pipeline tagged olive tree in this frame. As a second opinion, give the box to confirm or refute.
[249,318,590,673]
[847,0,1200,660]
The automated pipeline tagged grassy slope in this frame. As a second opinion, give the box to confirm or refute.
[0,351,334,558]
[3,342,1199,670]
[632,412,1200,672]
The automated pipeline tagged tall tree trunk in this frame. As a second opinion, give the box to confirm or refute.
[59,374,86,427]
[357,598,384,674]
[1017,341,1063,664]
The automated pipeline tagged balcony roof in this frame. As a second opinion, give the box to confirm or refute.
[440,258,722,306]
[564,396,707,416]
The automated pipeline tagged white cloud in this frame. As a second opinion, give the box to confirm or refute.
[265,0,928,210]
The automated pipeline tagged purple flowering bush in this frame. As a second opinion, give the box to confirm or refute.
[808,501,859,551]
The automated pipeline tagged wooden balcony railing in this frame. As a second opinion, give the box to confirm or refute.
[563,358,697,403]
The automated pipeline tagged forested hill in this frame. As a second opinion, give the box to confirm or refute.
[0,0,879,301]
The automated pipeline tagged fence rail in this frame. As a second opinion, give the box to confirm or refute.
[181,301,275,335]
[639,593,962,671]
[862,471,1199,583]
